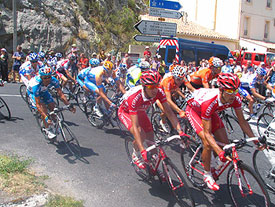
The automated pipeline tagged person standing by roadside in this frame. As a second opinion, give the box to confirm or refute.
[143,46,151,60]
[98,49,106,63]
[12,46,24,83]
[78,53,89,71]
[0,48,9,82]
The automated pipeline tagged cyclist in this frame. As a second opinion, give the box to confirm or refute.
[157,65,195,132]
[125,61,150,88]
[186,73,256,191]
[38,51,47,65]
[27,66,76,139]
[118,70,186,170]
[56,55,77,91]
[239,67,273,119]
[190,57,222,89]
[89,53,100,68]
[19,53,43,86]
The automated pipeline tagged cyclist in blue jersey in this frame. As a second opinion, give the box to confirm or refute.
[27,66,76,139]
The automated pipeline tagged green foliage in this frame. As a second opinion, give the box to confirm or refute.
[0,155,31,175]
[46,195,84,207]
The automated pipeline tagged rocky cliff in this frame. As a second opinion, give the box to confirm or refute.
[0,0,147,55]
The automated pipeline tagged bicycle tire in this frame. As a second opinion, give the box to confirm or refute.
[124,135,151,181]
[253,149,275,192]
[60,122,81,158]
[151,111,171,139]
[263,104,274,116]
[257,113,274,138]
[227,161,271,207]
[19,84,28,103]
[162,158,195,207]
[34,112,49,140]
[180,139,205,188]
[76,90,86,112]
[85,100,104,129]
[0,97,11,120]
[223,114,246,141]
[180,118,200,144]
[231,100,250,121]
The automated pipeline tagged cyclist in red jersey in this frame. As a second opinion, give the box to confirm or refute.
[118,71,185,169]
[186,73,256,191]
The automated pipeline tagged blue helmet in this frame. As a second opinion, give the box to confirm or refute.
[38,51,45,58]
[29,53,38,63]
[55,53,62,58]
[48,57,57,67]
[89,58,100,67]
[119,63,127,72]
[256,67,267,76]
[39,66,52,76]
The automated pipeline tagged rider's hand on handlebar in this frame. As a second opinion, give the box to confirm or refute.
[179,110,186,118]
[109,102,117,111]
[219,151,232,162]
[141,150,149,163]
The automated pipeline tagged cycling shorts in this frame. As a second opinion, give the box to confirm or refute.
[84,77,105,93]
[118,107,153,133]
[20,75,29,86]
[186,105,224,134]
[239,86,252,97]
[56,71,67,79]
[28,91,54,109]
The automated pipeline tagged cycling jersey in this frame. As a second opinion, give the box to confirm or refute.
[186,88,242,134]
[56,59,71,77]
[118,85,167,132]
[76,67,91,87]
[125,65,141,88]
[190,68,215,88]
[160,75,189,93]
[19,61,44,86]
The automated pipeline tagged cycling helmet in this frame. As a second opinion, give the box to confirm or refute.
[55,53,62,58]
[89,58,100,67]
[38,51,45,58]
[39,66,52,76]
[49,57,57,67]
[256,67,267,76]
[172,65,186,78]
[209,57,223,68]
[29,53,39,63]
[119,63,127,72]
[69,55,76,61]
[140,70,161,86]
[139,61,150,71]
[103,61,114,71]
[217,73,240,90]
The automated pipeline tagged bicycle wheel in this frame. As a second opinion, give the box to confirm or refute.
[227,161,271,207]
[224,114,246,142]
[180,118,200,144]
[34,112,49,140]
[151,111,171,139]
[124,135,150,181]
[180,140,205,188]
[19,84,27,103]
[0,97,11,120]
[162,158,195,207]
[232,100,250,121]
[60,122,81,158]
[85,100,104,129]
[76,90,86,112]
[253,149,275,192]
[257,113,274,138]
[263,104,274,115]
[62,86,72,101]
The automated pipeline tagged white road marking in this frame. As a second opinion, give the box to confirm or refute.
[0,94,21,97]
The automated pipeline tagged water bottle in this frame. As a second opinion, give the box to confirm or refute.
[256,103,261,112]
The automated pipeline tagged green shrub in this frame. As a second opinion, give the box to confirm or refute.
[0,155,31,175]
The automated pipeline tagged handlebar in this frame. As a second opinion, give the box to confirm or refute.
[49,104,72,115]
[146,135,181,153]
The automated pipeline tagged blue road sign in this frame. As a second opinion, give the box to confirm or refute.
[150,0,182,11]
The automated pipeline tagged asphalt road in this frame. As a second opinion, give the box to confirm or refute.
[0,83,274,207]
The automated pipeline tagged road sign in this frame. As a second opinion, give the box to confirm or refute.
[150,0,182,11]
[149,7,183,19]
[133,35,162,42]
[134,20,177,36]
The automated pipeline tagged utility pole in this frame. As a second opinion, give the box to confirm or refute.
[13,0,17,52]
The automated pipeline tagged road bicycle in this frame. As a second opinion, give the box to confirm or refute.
[19,84,28,103]
[125,134,195,207]
[181,137,271,207]
[0,96,11,120]
[254,112,275,192]
[33,105,81,158]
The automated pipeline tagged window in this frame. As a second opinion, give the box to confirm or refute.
[197,50,213,65]
[244,53,252,60]
[264,21,270,39]
[267,0,271,8]
[181,49,195,65]
[246,0,251,2]
[158,48,166,61]
[244,17,250,36]
[254,54,265,61]
[167,48,176,64]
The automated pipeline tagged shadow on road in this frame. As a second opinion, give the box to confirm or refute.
[0,116,24,123]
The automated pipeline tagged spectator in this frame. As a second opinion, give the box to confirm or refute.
[180,60,186,67]
[151,55,160,72]
[169,58,177,72]
[143,46,151,59]
[243,60,254,74]
[232,61,242,78]
[122,53,133,69]
[12,46,24,83]
[158,55,166,77]
[0,48,9,82]
[67,48,78,78]
[98,49,106,62]
[78,53,89,71]
[266,62,275,96]
[221,59,233,73]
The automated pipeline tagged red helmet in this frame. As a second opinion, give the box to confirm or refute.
[140,70,161,86]
[217,73,240,90]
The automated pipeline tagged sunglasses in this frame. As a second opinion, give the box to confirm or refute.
[146,84,159,89]
[42,76,52,80]
[224,88,238,95]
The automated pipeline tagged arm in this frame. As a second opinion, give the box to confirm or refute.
[96,72,112,106]
[185,82,195,92]
[65,69,76,82]
[202,81,210,88]
[130,114,145,151]
[35,96,47,119]
[234,108,254,137]
[165,90,182,113]
[116,79,126,94]
[56,87,70,106]
[251,88,265,100]
[162,101,182,132]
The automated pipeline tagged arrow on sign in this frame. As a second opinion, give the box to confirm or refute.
[149,7,183,19]
[134,20,177,37]
[134,35,162,42]
[150,0,182,11]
